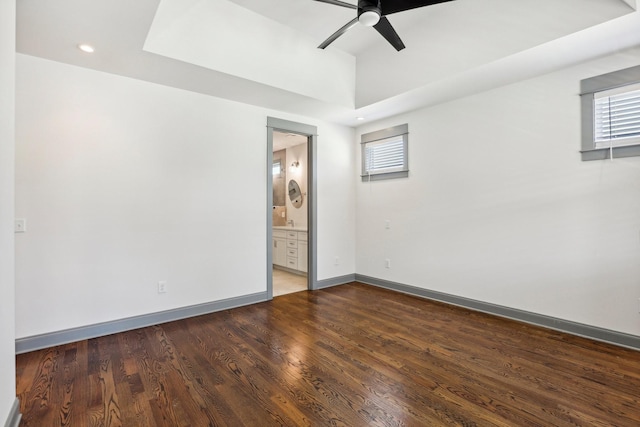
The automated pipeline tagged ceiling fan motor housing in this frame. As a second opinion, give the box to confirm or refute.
[358,0,382,25]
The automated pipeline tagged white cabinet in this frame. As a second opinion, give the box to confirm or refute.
[273,230,287,267]
[298,241,308,273]
[273,228,307,273]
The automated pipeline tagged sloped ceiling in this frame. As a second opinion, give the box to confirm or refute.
[16,0,640,126]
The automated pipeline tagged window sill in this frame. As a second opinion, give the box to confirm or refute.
[361,170,409,182]
[581,144,640,161]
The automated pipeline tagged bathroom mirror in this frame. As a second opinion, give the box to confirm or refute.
[288,179,303,208]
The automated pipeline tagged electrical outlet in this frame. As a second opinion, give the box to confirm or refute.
[158,281,167,294]
[385,220,391,229]
[385,259,391,269]
[14,218,26,233]
[334,257,339,266]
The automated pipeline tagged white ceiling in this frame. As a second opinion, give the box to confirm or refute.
[16,0,640,126]
[273,131,307,152]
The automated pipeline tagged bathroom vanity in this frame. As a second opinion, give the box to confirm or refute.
[273,226,308,274]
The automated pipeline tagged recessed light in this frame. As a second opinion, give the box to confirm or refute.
[356,117,365,121]
[78,44,95,53]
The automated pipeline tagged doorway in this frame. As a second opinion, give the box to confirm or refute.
[266,118,317,299]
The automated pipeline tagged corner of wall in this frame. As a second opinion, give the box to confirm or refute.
[0,0,17,422]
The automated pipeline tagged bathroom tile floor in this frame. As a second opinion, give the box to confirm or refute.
[273,268,307,296]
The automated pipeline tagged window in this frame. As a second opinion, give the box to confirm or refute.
[594,82,640,149]
[273,160,282,177]
[361,124,408,181]
[580,65,640,161]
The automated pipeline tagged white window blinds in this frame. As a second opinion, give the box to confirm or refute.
[594,82,640,148]
[364,135,405,174]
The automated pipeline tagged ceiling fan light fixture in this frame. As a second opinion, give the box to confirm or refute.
[358,10,380,27]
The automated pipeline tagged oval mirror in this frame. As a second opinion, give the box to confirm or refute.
[288,179,303,208]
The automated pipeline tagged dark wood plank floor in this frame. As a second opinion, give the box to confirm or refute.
[16,282,640,426]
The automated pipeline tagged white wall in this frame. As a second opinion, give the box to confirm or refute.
[15,54,355,338]
[356,47,640,336]
[317,125,357,279]
[0,0,16,421]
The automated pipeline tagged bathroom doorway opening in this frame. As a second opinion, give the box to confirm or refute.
[266,118,317,299]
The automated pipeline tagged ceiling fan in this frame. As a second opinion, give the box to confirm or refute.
[313,0,455,51]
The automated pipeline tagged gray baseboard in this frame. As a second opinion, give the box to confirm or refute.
[16,292,268,354]
[355,274,640,351]
[17,275,639,353]
[316,274,356,290]
[3,398,21,427]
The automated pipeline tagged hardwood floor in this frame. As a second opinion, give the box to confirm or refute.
[16,282,640,426]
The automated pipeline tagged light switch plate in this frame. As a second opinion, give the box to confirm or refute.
[14,219,26,233]
[158,281,167,294]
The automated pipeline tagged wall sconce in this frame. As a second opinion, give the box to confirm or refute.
[290,161,299,172]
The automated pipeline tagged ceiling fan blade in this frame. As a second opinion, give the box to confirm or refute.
[318,17,359,49]
[373,17,406,51]
[312,0,358,10]
[381,0,455,16]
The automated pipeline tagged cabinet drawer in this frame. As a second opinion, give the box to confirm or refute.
[286,257,298,269]
[287,239,298,248]
[273,230,286,238]
[297,232,308,242]
[286,231,298,240]
[287,248,298,257]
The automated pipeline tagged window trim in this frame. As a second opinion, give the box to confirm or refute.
[361,124,409,181]
[580,65,640,161]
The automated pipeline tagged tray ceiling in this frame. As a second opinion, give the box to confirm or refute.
[16,0,640,125]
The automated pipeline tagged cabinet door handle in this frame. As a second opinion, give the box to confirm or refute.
[274,241,277,248]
